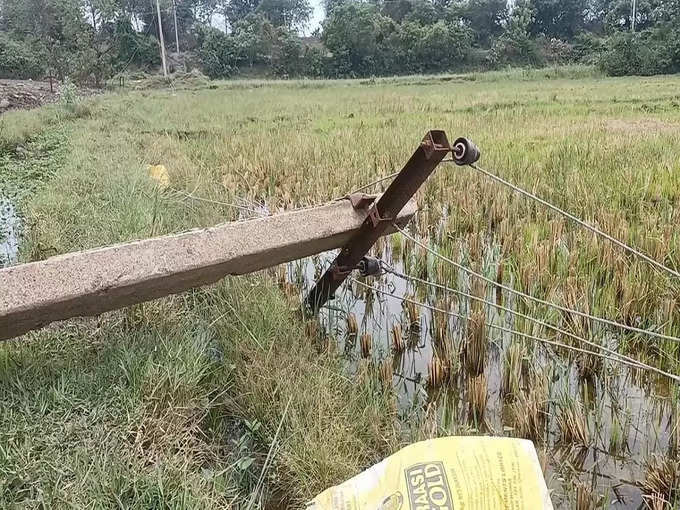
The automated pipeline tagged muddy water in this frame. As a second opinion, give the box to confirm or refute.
[0,197,20,267]
[285,238,675,510]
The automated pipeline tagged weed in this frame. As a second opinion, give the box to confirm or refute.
[557,394,590,447]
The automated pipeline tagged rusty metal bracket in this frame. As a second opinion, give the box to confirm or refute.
[367,205,393,228]
[347,193,377,210]
[305,130,452,312]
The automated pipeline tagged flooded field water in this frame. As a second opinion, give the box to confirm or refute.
[284,227,678,510]
[0,197,20,267]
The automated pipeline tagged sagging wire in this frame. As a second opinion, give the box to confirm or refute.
[378,262,680,383]
[348,171,401,195]
[441,158,680,280]
[394,223,680,345]
[174,190,265,215]
[347,277,678,381]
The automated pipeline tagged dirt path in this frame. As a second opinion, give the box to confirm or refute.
[0,79,65,114]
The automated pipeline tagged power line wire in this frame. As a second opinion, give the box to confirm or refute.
[381,264,680,381]
[349,171,400,195]
[393,223,680,344]
[348,277,679,382]
[444,160,680,280]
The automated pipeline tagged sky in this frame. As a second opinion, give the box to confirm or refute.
[305,0,325,35]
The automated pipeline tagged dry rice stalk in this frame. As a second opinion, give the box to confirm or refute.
[468,374,488,426]
[502,342,524,399]
[557,396,590,447]
[379,358,393,390]
[642,494,668,510]
[464,307,486,376]
[508,368,548,442]
[403,296,420,327]
[360,333,372,359]
[346,312,358,338]
[427,357,449,389]
[575,482,596,510]
[642,454,679,505]
[496,259,505,307]
[282,281,299,301]
[391,323,405,352]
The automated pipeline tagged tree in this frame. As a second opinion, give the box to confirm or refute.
[257,0,312,30]
[195,24,238,77]
[461,0,507,45]
[528,0,588,39]
[382,0,441,25]
[588,0,661,33]
[321,2,394,76]
[488,0,543,66]
[0,0,94,79]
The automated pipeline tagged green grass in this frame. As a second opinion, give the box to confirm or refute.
[2,67,680,508]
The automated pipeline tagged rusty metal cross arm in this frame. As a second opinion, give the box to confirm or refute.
[305,130,453,312]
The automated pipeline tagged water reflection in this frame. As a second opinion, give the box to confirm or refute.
[284,236,675,510]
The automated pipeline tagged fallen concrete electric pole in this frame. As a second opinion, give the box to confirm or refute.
[0,198,416,341]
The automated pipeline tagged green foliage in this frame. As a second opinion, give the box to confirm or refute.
[256,0,312,30]
[461,0,507,44]
[529,0,588,39]
[232,13,277,67]
[195,25,239,78]
[322,3,471,77]
[1,0,680,82]
[572,31,606,63]
[322,3,394,77]
[114,19,161,72]
[537,36,575,65]
[0,34,43,79]
[488,1,544,67]
[599,29,680,76]
[387,20,472,74]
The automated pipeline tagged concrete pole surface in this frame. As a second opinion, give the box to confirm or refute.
[0,198,416,341]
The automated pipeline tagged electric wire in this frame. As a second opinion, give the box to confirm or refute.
[394,223,680,344]
[349,171,400,195]
[380,264,680,382]
[443,159,680,280]
[348,277,678,381]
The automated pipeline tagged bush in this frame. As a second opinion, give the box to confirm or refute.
[114,20,161,72]
[195,26,239,79]
[572,32,605,64]
[488,33,543,68]
[487,2,543,68]
[0,35,44,79]
[599,30,680,76]
[538,37,575,65]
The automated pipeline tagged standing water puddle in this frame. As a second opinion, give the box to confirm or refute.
[283,233,676,510]
[0,197,20,267]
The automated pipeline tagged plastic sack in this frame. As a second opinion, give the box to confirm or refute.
[147,164,170,189]
[308,436,553,510]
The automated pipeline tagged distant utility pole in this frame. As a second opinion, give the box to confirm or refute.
[172,0,180,53]
[155,0,168,77]
[631,0,636,32]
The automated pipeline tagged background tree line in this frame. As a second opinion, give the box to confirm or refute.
[0,0,679,83]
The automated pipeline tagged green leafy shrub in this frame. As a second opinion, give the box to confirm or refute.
[195,26,239,79]
[572,32,605,64]
[487,2,544,68]
[538,37,575,65]
[599,30,680,76]
[114,20,161,72]
[0,35,44,79]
